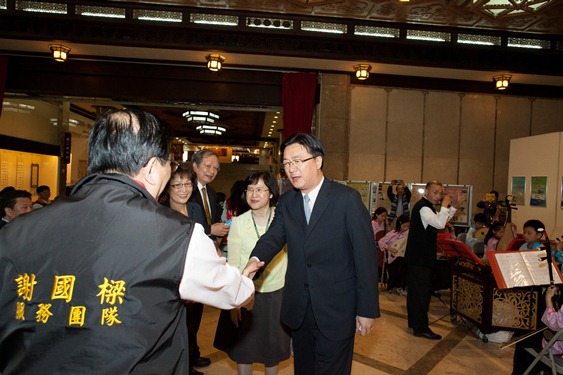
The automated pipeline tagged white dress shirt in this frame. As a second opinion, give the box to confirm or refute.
[419,198,456,230]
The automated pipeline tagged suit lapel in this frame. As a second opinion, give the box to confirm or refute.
[290,189,309,230]
[305,180,331,236]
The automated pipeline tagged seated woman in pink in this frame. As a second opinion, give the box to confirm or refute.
[378,215,410,296]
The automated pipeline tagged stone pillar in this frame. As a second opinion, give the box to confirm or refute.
[316,73,351,181]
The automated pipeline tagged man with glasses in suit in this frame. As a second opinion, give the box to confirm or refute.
[244,133,379,375]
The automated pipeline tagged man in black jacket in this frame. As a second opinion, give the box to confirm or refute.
[405,180,464,340]
[0,109,258,375]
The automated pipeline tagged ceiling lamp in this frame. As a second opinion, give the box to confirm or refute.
[49,44,70,62]
[493,74,512,90]
[354,64,371,80]
[196,124,226,135]
[182,110,226,135]
[206,54,225,72]
[183,110,219,124]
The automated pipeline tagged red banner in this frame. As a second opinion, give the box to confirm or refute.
[282,72,317,138]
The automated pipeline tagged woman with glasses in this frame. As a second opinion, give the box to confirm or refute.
[161,162,207,375]
[162,162,206,227]
[214,171,290,375]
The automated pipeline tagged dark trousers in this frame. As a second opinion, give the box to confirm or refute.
[407,264,433,333]
[292,300,354,375]
[387,258,407,291]
[187,302,204,361]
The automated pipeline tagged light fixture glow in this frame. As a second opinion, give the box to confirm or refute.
[206,54,225,72]
[493,74,512,90]
[183,110,226,135]
[49,44,71,62]
[354,64,372,80]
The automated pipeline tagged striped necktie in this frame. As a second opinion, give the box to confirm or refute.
[201,187,212,225]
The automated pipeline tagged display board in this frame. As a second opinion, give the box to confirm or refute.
[345,181,374,214]
[372,182,473,227]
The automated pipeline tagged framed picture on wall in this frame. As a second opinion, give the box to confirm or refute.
[530,176,547,207]
[511,176,526,206]
[30,164,39,189]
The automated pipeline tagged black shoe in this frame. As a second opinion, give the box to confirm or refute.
[192,357,211,368]
[413,330,442,340]
[190,368,204,375]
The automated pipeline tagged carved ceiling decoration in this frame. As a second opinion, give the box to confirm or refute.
[1,0,563,147]
[111,0,563,34]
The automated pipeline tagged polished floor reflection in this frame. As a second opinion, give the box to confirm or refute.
[195,285,515,374]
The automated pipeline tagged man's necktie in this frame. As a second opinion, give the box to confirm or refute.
[304,194,311,224]
[201,187,212,225]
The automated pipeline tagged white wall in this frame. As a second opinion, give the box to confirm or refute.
[508,132,563,235]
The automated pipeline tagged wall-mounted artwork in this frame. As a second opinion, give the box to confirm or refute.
[30,164,39,189]
[530,176,547,207]
[511,176,526,206]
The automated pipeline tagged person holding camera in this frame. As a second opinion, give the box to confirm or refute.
[405,181,465,340]
[387,179,411,227]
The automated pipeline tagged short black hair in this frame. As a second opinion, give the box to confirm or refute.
[36,185,50,194]
[0,186,15,198]
[281,133,325,168]
[523,219,545,233]
[474,213,486,223]
[87,108,169,176]
[0,190,32,214]
[244,171,279,207]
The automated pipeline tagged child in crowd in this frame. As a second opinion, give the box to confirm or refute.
[372,207,390,236]
[483,221,517,260]
[519,219,545,250]
[466,213,487,248]
[378,215,410,296]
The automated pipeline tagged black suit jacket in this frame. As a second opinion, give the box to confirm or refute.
[250,179,379,340]
[189,184,220,235]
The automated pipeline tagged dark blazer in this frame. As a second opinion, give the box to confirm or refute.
[250,179,379,341]
[163,199,207,228]
[189,184,221,235]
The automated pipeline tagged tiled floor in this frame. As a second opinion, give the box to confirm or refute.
[194,285,515,374]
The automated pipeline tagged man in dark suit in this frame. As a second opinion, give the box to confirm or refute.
[244,133,379,375]
[188,149,230,374]
[189,149,229,238]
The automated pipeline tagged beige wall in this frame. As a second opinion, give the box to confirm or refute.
[0,149,59,199]
[319,73,563,215]
[508,132,563,235]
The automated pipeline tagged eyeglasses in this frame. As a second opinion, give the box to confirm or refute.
[246,187,269,195]
[170,182,192,190]
[282,156,315,170]
[200,163,220,172]
[169,160,179,173]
